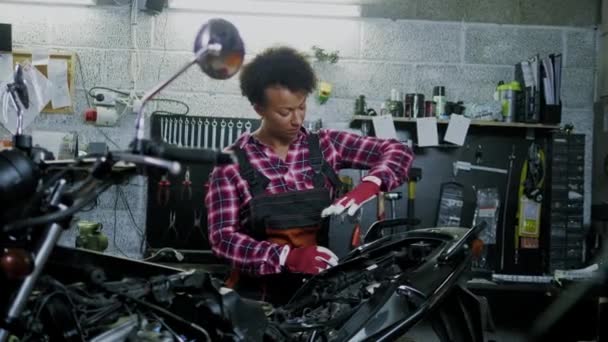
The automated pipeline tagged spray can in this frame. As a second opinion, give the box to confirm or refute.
[496,81,522,123]
[433,86,446,117]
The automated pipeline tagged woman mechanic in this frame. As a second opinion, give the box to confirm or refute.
[204,46,414,304]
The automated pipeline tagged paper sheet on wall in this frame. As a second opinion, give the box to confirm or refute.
[32,48,50,66]
[48,59,71,108]
[371,115,398,140]
[0,52,13,82]
[416,117,438,147]
[444,114,471,146]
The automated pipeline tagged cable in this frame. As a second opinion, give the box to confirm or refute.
[113,185,130,257]
[117,185,151,253]
[150,98,190,116]
[87,86,130,98]
[76,53,122,149]
[142,247,184,262]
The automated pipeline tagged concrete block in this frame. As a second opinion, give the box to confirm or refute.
[562,109,593,224]
[0,3,50,46]
[152,11,211,51]
[74,49,105,90]
[465,25,562,65]
[565,29,597,68]
[561,68,596,109]
[158,52,208,92]
[50,6,132,49]
[237,16,361,59]
[414,64,460,100]
[416,0,465,21]
[104,50,161,90]
[361,0,418,20]
[162,92,256,118]
[97,184,145,211]
[519,0,600,27]
[306,97,356,123]
[458,65,513,104]
[361,19,461,63]
[313,60,415,101]
[156,11,361,58]
[463,0,518,24]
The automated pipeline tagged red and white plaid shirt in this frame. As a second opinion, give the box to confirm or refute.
[204,128,414,276]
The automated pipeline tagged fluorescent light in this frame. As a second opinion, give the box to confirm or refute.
[0,0,95,4]
[0,0,96,4]
[169,0,361,18]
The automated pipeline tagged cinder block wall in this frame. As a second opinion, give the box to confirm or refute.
[0,1,598,257]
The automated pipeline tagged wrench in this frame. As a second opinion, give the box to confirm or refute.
[204,119,210,149]
[160,117,166,142]
[184,118,190,147]
[177,118,183,147]
[197,118,203,148]
[228,120,234,145]
[245,120,252,134]
[211,120,218,150]
[236,120,243,137]
[190,117,196,147]
[220,120,227,150]
[170,118,176,145]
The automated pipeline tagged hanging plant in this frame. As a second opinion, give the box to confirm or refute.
[311,45,340,64]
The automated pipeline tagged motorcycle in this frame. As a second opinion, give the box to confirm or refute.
[0,18,488,342]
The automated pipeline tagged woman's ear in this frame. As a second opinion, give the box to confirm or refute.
[253,103,265,117]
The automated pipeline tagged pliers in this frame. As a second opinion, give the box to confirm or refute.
[164,210,178,242]
[188,209,207,242]
[157,174,171,207]
[181,167,192,201]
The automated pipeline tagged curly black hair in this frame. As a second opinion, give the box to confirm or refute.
[239,46,317,106]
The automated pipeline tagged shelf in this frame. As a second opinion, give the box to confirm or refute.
[351,115,561,130]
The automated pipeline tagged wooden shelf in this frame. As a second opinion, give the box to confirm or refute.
[351,115,561,130]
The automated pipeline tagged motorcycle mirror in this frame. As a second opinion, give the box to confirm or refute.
[133,18,244,146]
[193,18,245,80]
[10,64,29,109]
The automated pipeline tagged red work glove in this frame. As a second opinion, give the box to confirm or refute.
[321,176,381,217]
[280,245,338,274]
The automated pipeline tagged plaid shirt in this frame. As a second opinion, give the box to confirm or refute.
[204,128,414,276]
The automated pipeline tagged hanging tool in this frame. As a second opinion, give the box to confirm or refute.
[197,118,203,148]
[204,119,210,149]
[384,192,402,235]
[211,119,218,150]
[236,120,243,137]
[220,119,227,150]
[453,161,507,176]
[228,120,234,145]
[405,167,422,229]
[514,143,545,264]
[191,209,207,242]
[190,117,196,147]
[172,117,178,145]
[500,146,516,270]
[160,117,167,142]
[350,209,363,249]
[245,120,252,134]
[164,210,178,242]
[184,118,190,147]
[177,118,183,147]
[181,167,192,201]
[168,118,174,145]
[156,174,171,207]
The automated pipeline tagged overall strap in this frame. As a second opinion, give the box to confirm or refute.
[307,133,342,190]
[233,147,270,197]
